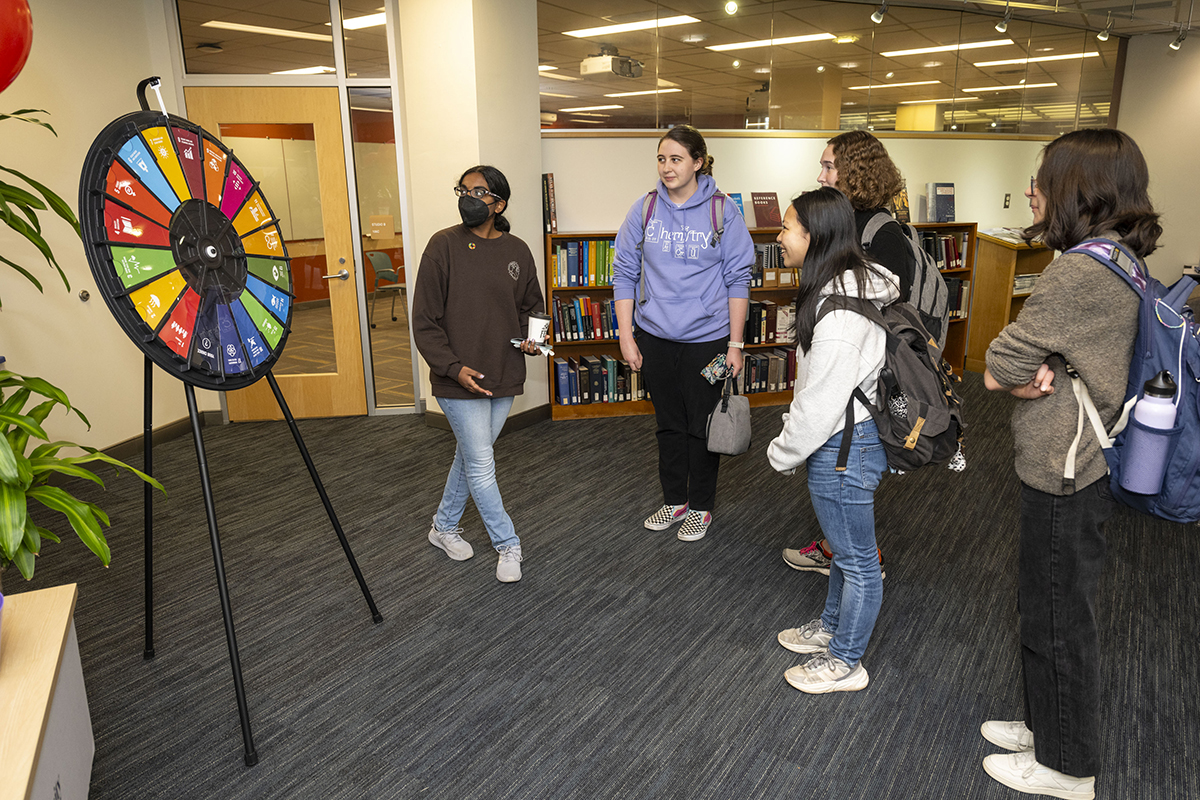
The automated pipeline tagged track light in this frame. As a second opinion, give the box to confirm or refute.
[1097,12,1112,41]
[995,3,1011,33]
[871,1,888,24]
[1170,29,1187,50]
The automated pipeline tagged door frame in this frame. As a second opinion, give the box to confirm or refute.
[163,0,423,418]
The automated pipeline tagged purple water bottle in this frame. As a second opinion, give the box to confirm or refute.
[1120,370,1178,494]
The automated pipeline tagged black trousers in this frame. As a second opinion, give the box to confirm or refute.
[1018,477,1114,778]
[637,331,727,511]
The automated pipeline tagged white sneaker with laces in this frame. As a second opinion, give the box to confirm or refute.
[981,720,1034,752]
[497,544,523,583]
[784,652,869,694]
[777,618,834,654]
[982,751,1095,800]
[428,524,473,561]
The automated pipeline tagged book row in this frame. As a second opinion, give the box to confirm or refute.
[747,299,796,345]
[553,347,800,406]
[946,278,971,319]
[919,230,969,270]
[752,243,799,289]
[1013,273,1041,294]
[552,295,616,342]
[550,238,617,288]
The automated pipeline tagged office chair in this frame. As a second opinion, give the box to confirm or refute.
[365,250,403,329]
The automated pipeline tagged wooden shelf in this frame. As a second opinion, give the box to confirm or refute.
[913,222,978,374]
[965,233,1054,373]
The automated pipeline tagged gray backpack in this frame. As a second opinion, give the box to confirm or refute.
[862,212,949,351]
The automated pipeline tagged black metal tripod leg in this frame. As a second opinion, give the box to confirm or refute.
[265,372,383,623]
[144,356,155,659]
[185,385,260,767]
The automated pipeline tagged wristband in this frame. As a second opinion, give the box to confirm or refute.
[728,341,744,350]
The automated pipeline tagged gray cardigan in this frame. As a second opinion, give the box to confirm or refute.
[985,242,1141,495]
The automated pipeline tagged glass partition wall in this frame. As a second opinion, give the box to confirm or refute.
[537,1,1125,134]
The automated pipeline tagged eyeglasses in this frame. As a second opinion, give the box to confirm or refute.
[453,185,501,201]
[1030,177,1039,192]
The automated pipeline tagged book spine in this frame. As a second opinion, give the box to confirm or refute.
[542,174,551,234]
[547,172,557,234]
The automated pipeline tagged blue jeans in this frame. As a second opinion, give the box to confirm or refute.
[806,419,886,666]
[434,395,518,551]
[1018,478,1113,778]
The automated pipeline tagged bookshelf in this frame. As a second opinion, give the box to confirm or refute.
[544,228,794,421]
[912,221,979,374]
[964,233,1053,373]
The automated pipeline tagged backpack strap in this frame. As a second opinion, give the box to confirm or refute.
[710,191,726,247]
[637,191,657,306]
[860,211,894,249]
[1067,238,1147,293]
[1062,361,1131,493]
[817,295,889,471]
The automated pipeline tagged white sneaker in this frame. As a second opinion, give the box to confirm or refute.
[429,524,473,561]
[777,618,834,654]
[981,720,1034,752]
[784,652,869,694]
[982,751,1095,800]
[497,544,522,583]
[677,510,711,541]
[644,503,688,531]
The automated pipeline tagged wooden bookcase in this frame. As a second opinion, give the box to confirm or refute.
[964,232,1054,373]
[543,228,792,421]
[912,221,978,374]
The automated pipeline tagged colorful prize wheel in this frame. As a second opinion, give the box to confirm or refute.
[79,110,293,391]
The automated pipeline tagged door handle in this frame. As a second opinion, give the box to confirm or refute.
[322,269,349,281]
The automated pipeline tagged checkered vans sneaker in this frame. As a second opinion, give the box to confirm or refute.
[677,510,711,541]
[644,503,689,531]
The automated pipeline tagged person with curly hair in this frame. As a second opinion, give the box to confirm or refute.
[782,130,908,580]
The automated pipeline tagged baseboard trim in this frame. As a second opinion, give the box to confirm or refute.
[423,403,550,436]
[104,410,225,461]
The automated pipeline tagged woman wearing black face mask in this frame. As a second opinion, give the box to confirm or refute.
[411,165,545,583]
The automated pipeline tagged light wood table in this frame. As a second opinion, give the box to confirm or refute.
[0,583,94,800]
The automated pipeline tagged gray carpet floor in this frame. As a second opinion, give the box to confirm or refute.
[7,372,1198,799]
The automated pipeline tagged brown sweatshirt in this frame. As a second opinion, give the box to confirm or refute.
[985,240,1141,495]
[411,225,545,400]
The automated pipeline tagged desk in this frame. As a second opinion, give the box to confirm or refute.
[0,584,94,800]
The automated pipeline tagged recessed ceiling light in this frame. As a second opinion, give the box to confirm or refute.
[951,124,958,130]
[840,62,859,69]
[1035,47,1054,52]
[898,96,982,104]
[604,88,683,97]
[885,71,895,78]
[707,33,836,51]
[962,82,1058,91]
[572,119,607,124]
[881,38,1013,57]
[680,33,707,43]
[539,92,575,98]
[538,65,558,71]
[341,12,385,30]
[271,66,337,75]
[923,61,943,68]
[559,104,623,112]
[542,72,581,82]
[816,65,826,72]
[196,43,224,53]
[835,35,859,44]
[848,80,940,89]
[732,60,741,68]
[201,20,333,42]
[753,67,771,73]
[725,1,739,15]
[563,15,699,38]
[974,52,1099,67]
[844,101,858,105]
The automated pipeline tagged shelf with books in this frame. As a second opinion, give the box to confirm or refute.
[912,221,978,374]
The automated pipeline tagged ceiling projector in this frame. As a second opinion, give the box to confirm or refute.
[580,45,643,78]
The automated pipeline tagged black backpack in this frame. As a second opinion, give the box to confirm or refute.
[817,296,966,473]
[862,212,950,351]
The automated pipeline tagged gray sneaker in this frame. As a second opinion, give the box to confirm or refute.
[497,544,523,582]
[777,618,834,654]
[783,540,886,579]
[784,652,869,694]
[429,524,473,561]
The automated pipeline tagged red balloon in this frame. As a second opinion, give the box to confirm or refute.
[0,0,33,94]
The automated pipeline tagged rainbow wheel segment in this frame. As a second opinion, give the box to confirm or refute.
[78,110,294,391]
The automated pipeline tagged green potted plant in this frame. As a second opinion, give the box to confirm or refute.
[1,109,164,589]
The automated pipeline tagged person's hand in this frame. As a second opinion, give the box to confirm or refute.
[726,347,744,378]
[620,336,643,371]
[456,365,493,396]
[1010,363,1055,400]
[519,339,542,355]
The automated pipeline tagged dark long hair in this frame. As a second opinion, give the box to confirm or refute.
[1023,129,1161,257]
[459,164,512,233]
[658,125,714,176]
[792,187,883,354]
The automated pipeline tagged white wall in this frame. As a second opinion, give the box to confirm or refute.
[542,134,1047,234]
[1118,34,1200,282]
[0,0,198,452]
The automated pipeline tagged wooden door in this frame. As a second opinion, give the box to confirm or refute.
[184,86,366,420]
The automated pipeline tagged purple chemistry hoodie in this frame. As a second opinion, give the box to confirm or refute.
[612,174,754,343]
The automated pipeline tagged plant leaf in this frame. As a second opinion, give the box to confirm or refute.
[0,480,27,559]
[0,425,19,483]
[13,543,35,580]
[65,452,165,493]
[82,501,110,528]
[0,387,30,415]
[30,439,75,459]
[22,515,41,555]
[26,484,110,564]
[28,458,105,487]
[0,165,79,236]
[0,253,46,296]
[0,410,48,441]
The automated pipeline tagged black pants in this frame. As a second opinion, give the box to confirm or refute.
[637,332,726,511]
[1018,478,1114,778]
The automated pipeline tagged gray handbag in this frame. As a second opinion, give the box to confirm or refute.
[706,377,751,455]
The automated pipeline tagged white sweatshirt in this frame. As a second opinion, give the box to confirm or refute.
[767,267,899,473]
